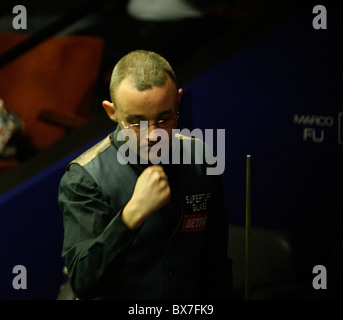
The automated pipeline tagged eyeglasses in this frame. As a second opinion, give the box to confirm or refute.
[121,113,179,132]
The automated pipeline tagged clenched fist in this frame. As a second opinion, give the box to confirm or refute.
[122,165,171,229]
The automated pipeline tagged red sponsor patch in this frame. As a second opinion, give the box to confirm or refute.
[181,213,208,232]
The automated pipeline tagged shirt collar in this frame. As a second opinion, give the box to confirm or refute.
[110,125,150,174]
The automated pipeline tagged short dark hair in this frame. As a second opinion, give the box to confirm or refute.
[109,50,177,103]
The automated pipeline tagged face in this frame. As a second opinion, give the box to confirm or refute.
[103,75,183,161]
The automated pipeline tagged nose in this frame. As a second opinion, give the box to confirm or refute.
[147,122,160,141]
[149,120,159,129]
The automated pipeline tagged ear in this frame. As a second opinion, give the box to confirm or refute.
[102,100,117,122]
[177,88,183,110]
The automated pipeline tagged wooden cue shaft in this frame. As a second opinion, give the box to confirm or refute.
[245,155,252,300]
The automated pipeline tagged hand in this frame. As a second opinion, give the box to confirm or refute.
[122,165,171,229]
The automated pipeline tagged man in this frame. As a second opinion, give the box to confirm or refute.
[58,50,232,300]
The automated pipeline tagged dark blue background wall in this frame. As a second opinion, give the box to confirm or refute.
[179,14,343,278]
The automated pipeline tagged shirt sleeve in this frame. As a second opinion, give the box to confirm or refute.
[58,163,138,299]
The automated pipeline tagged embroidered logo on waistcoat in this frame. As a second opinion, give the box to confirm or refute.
[181,192,212,232]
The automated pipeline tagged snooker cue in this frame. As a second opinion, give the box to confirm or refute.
[245,155,252,300]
